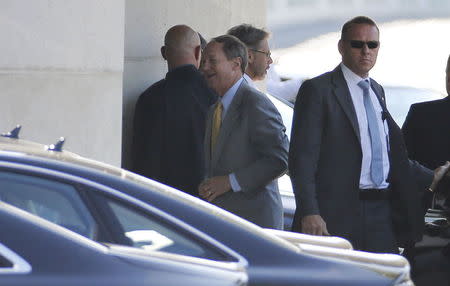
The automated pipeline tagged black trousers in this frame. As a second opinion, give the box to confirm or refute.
[356,199,399,254]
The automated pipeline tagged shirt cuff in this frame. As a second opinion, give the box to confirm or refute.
[229,173,242,192]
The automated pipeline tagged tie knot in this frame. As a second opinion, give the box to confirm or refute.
[358,79,370,91]
[214,102,223,113]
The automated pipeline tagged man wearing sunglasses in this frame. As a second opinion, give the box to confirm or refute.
[289,16,445,254]
[227,24,273,88]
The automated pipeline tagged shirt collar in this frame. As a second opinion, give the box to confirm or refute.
[243,73,256,88]
[220,77,244,112]
[340,62,370,87]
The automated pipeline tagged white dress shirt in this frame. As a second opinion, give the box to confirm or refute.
[341,63,390,189]
[243,73,257,89]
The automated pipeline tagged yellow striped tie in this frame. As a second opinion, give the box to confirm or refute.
[211,102,223,154]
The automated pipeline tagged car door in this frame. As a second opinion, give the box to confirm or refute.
[0,202,248,286]
[0,165,246,266]
[0,170,99,240]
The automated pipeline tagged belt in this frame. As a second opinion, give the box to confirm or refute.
[359,188,390,200]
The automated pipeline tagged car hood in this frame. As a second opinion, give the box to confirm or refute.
[265,229,413,286]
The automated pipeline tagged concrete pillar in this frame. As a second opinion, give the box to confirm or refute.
[0,0,125,166]
[0,0,266,167]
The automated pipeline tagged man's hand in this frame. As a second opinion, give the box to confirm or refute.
[301,215,330,236]
[429,161,450,193]
[198,176,231,202]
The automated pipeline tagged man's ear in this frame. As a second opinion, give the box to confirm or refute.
[337,40,344,56]
[233,57,242,71]
[194,45,201,61]
[247,50,254,64]
[160,46,167,60]
[193,45,202,68]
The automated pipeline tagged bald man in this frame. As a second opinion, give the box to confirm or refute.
[132,25,216,196]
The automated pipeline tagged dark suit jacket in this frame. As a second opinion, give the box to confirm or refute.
[402,96,450,195]
[402,96,450,169]
[289,65,432,248]
[204,80,289,229]
[132,64,216,196]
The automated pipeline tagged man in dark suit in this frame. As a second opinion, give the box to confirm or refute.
[402,55,450,176]
[288,16,442,253]
[403,55,450,214]
[132,25,216,197]
[198,35,289,229]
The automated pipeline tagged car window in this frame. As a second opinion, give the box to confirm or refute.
[0,172,96,239]
[105,198,229,261]
[0,255,12,268]
[0,243,31,274]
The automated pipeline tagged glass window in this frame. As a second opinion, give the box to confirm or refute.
[0,172,96,239]
[0,255,12,268]
[106,199,229,261]
[0,243,31,274]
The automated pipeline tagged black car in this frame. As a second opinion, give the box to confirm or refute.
[0,132,413,286]
[0,202,248,286]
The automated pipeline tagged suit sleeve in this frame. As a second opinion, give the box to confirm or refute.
[403,105,434,191]
[288,80,323,216]
[409,159,433,191]
[131,95,148,174]
[402,105,417,159]
[131,88,164,178]
[233,94,289,192]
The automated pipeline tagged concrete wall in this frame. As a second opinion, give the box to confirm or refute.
[0,0,266,167]
[122,0,266,168]
[0,0,124,166]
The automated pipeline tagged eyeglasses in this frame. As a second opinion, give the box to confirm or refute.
[346,40,379,49]
[250,48,271,58]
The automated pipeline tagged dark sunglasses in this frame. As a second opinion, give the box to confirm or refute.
[347,40,379,49]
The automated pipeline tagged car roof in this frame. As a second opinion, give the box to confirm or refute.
[0,136,299,254]
[0,136,125,176]
[0,135,401,285]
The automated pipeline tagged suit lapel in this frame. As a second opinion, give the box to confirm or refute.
[370,79,399,163]
[210,81,245,167]
[331,66,361,142]
[370,79,388,112]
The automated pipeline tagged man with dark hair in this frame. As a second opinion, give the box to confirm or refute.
[198,32,207,50]
[227,24,273,87]
[132,25,216,197]
[289,16,448,253]
[198,35,288,229]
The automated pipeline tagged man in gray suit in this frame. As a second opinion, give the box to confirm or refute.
[198,35,289,229]
[288,16,447,253]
